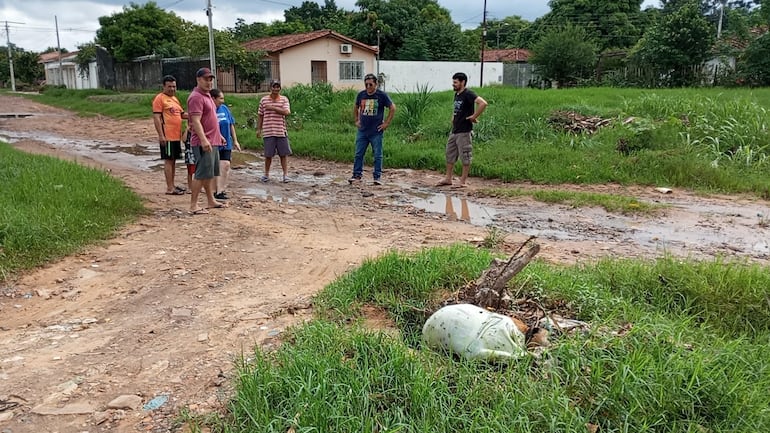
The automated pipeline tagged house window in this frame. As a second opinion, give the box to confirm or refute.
[339,61,364,81]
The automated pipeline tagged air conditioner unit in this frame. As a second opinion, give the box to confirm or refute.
[340,44,352,54]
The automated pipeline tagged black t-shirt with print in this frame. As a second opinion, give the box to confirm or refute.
[452,89,478,134]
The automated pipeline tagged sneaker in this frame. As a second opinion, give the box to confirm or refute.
[348,176,362,184]
[214,192,229,200]
[373,179,383,186]
[282,175,289,183]
[260,175,269,182]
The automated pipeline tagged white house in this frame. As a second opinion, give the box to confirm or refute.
[39,51,99,89]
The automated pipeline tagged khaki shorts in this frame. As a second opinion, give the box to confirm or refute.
[446,132,472,165]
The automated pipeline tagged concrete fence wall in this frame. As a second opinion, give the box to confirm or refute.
[377,60,505,93]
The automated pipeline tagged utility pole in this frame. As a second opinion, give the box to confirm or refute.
[206,0,217,86]
[716,0,726,39]
[3,20,24,92]
[376,29,381,84]
[479,0,487,88]
[55,16,64,86]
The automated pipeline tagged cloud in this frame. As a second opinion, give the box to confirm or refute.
[3,0,659,53]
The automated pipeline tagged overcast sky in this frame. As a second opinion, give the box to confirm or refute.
[1,0,660,53]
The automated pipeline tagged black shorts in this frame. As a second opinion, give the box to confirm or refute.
[160,141,182,160]
[219,148,232,161]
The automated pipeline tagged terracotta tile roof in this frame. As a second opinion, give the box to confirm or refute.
[242,29,377,54]
[723,26,768,51]
[38,51,78,64]
[482,48,531,63]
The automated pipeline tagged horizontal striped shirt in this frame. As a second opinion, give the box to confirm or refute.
[258,95,290,137]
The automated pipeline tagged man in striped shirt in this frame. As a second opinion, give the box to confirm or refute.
[257,80,292,183]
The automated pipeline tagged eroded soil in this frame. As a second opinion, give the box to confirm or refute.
[0,94,768,433]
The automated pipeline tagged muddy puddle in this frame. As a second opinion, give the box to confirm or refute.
[3,128,769,262]
[1,129,161,171]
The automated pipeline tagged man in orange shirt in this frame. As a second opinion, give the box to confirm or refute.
[152,75,188,195]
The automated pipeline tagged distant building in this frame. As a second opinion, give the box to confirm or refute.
[242,29,379,90]
[38,51,99,89]
[482,49,531,63]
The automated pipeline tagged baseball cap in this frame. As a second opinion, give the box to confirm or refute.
[196,67,215,78]
[270,79,281,87]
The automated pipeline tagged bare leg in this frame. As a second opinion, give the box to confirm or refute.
[438,163,454,185]
[279,156,288,177]
[217,161,230,192]
[217,160,230,193]
[190,177,204,211]
[203,179,224,208]
[164,160,176,193]
[264,157,272,178]
[459,164,471,186]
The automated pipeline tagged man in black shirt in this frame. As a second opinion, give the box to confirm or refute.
[437,72,488,187]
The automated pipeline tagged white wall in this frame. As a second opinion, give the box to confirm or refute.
[43,60,98,89]
[377,60,504,93]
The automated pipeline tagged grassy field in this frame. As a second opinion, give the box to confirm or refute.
[24,85,770,198]
[185,245,770,433]
[7,88,770,430]
[0,143,145,280]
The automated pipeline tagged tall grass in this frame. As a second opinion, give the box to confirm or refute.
[0,143,145,279]
[212,245,770,433]
[623,94,770,168]
[21,87,770,196]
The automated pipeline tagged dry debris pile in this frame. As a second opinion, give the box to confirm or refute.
[548,110,612,134]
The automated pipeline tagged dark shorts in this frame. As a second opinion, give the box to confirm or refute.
[219,148,232,161]
[264,136,292,158]
[160,141,182,160]
[446,132,473,165]
[192,146,221,180]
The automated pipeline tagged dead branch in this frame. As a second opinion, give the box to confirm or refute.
[465,236,540,310]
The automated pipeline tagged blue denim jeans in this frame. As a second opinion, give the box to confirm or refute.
[353,130,383,180]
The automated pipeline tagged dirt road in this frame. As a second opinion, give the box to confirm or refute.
[0,94,768,433]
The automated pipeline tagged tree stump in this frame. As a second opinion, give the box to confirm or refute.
[464,236,540,310]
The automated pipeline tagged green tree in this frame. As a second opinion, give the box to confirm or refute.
[95,2,185,62]
[229,18,270,43]
[284,0,351,34]
[178,23,267,85]
[0,45,44,86]
[397,20,475,61]
[484,16,530,49]
[74,43,98,78]
[349,0,469,60]
[264,20,312,36]
[739,32,770,85]
[529,25,598,87]
[630,0,715,86]
[42,47,68,54]
[754,0,770,25]
[546,0,646,50]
